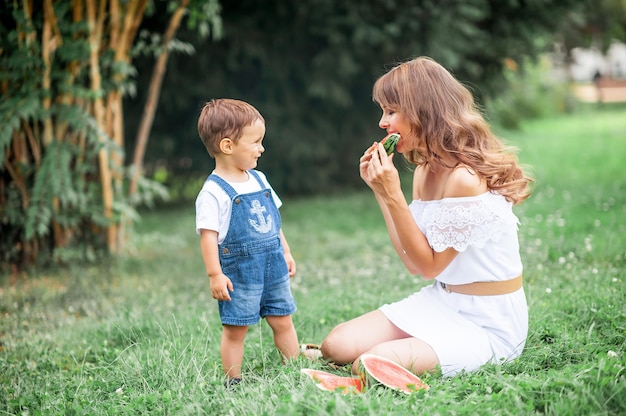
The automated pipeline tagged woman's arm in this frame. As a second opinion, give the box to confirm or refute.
[362,144,473,278]
[371,191,421,274]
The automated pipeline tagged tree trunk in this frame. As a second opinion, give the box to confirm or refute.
[128,0,189,199]
[86,0,117,253]
[87,0,147,253]
[108,0,147,249]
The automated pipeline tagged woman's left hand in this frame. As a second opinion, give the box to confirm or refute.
[360,142,401,198]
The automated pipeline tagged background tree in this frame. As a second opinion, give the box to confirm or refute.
[128,0,222,201]
[0,0,221,269]
[557,0,626,54]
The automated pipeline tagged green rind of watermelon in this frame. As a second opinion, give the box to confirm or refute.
[381,133,400,155]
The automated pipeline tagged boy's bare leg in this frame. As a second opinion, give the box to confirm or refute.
[221,324,249,378]
[265,315,299,361]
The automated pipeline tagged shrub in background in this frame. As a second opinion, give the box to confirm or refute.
[486,56,578,129]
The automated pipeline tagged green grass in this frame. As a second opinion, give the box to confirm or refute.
[1,103,625,415]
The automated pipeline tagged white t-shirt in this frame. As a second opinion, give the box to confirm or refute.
[195,170,282,244]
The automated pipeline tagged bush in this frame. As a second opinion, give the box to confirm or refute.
[486,56,578,129]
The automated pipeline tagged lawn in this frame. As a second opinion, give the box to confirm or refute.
[1,104,625,415]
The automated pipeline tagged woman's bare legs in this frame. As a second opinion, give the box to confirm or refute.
[352,337,439,375]
[320,310,439,375]
[320,310,409,363]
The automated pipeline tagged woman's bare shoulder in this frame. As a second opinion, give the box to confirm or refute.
[443,165,487,198]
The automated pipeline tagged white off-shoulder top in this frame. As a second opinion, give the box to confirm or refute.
[409,191,523,284]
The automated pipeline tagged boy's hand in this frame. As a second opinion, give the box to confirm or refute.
[209,273,233,301]
[284,252,296,277]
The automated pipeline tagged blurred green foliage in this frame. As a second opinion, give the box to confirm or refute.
[124,0,582,197]
[2,0,623,269]
[486,56,579,130]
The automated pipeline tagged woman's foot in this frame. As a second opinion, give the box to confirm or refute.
[300,343,323,360]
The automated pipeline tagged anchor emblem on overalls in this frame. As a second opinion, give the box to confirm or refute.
[248,199,272,233]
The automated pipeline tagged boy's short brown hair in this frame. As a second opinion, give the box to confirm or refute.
[197,98,265,157]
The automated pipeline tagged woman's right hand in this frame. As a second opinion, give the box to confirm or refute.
[359,142,379,188]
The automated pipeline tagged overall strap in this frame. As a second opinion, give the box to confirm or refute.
[206,174,238,199]
[248,170,268,189]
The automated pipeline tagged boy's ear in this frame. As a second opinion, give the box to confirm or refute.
[219,138,233,154]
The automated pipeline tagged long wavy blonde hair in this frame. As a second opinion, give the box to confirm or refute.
[373,57,532,204]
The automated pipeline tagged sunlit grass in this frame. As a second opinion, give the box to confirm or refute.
[1,103,625,414]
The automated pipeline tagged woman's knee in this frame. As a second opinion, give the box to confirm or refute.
[320,323,351,362]
[320,311,392,363]
[319,325,339,356]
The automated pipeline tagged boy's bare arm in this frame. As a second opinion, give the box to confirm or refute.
[279,229,296,277]
[199,229,233,300]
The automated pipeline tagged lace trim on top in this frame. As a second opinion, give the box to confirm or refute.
[410,192,520,253]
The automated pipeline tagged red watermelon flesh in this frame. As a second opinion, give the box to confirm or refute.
[300,368,364,394]
[360,354,429,394]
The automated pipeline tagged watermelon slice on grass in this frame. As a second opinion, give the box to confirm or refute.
[301,354,429,395]
[300,369,364,394]
[360,353,430,394]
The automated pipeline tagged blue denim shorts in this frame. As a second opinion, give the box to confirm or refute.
[218,242,296,326]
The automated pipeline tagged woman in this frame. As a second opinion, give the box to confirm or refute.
[318,57,533,377]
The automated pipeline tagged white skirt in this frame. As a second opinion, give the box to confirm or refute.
[379,281,528,377]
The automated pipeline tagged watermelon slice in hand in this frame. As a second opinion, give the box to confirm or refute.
[360,353,429,394]
[300,368,364,394]
[380,133,400,155]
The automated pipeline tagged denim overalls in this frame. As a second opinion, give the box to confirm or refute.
[207,170,296,326]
